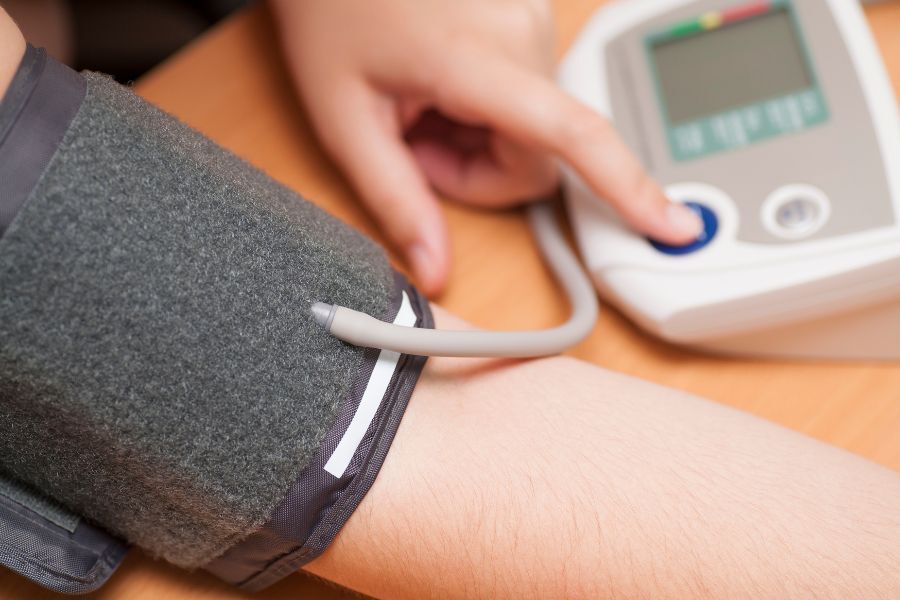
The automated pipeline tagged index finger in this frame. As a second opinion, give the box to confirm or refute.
[435,52,702,244]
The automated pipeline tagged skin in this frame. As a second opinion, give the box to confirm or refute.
[304,308,900,599]
[268,10,899,593]
[1,0,73,65]
[0,6,25,99]
[269,0,703,295]
[1,6,896,598]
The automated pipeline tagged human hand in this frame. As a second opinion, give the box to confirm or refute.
[270,0,703,295]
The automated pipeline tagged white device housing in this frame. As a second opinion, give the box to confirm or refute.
[559,0,900,359]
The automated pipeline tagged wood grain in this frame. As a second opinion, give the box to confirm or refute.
[3,2,899,598]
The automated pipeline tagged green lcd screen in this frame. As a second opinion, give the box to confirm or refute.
[647,2,828,162]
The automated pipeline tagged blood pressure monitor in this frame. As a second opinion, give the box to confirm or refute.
[560,0,900,359]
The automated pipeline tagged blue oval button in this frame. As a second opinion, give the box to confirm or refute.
[649,202,718,255]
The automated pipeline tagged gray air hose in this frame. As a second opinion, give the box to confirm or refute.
[313,201,600,357]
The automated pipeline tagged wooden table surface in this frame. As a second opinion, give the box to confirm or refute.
[4,1,900,598]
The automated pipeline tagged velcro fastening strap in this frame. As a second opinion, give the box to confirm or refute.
[0,473,129,595]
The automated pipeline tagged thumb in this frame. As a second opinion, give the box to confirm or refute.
[309,82,450,296]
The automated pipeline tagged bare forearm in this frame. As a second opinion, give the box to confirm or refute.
[305,309,899,599]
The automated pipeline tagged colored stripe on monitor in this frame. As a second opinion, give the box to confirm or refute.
[662,0,779,40]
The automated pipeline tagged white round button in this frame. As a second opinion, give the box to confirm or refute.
[761,185,830,240]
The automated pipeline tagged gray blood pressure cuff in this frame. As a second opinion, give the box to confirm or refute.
[0,45,431,593]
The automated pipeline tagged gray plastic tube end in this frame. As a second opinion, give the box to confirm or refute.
[317,202,599,357]
[311,302,336,330]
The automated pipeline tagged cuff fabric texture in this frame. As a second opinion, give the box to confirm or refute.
[0,46,432,593]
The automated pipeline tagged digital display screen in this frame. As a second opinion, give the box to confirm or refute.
[651,8,813,125]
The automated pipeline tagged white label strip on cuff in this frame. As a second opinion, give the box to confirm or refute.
[324,291,418,478]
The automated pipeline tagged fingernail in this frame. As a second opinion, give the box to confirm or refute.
[666,203,704,239]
